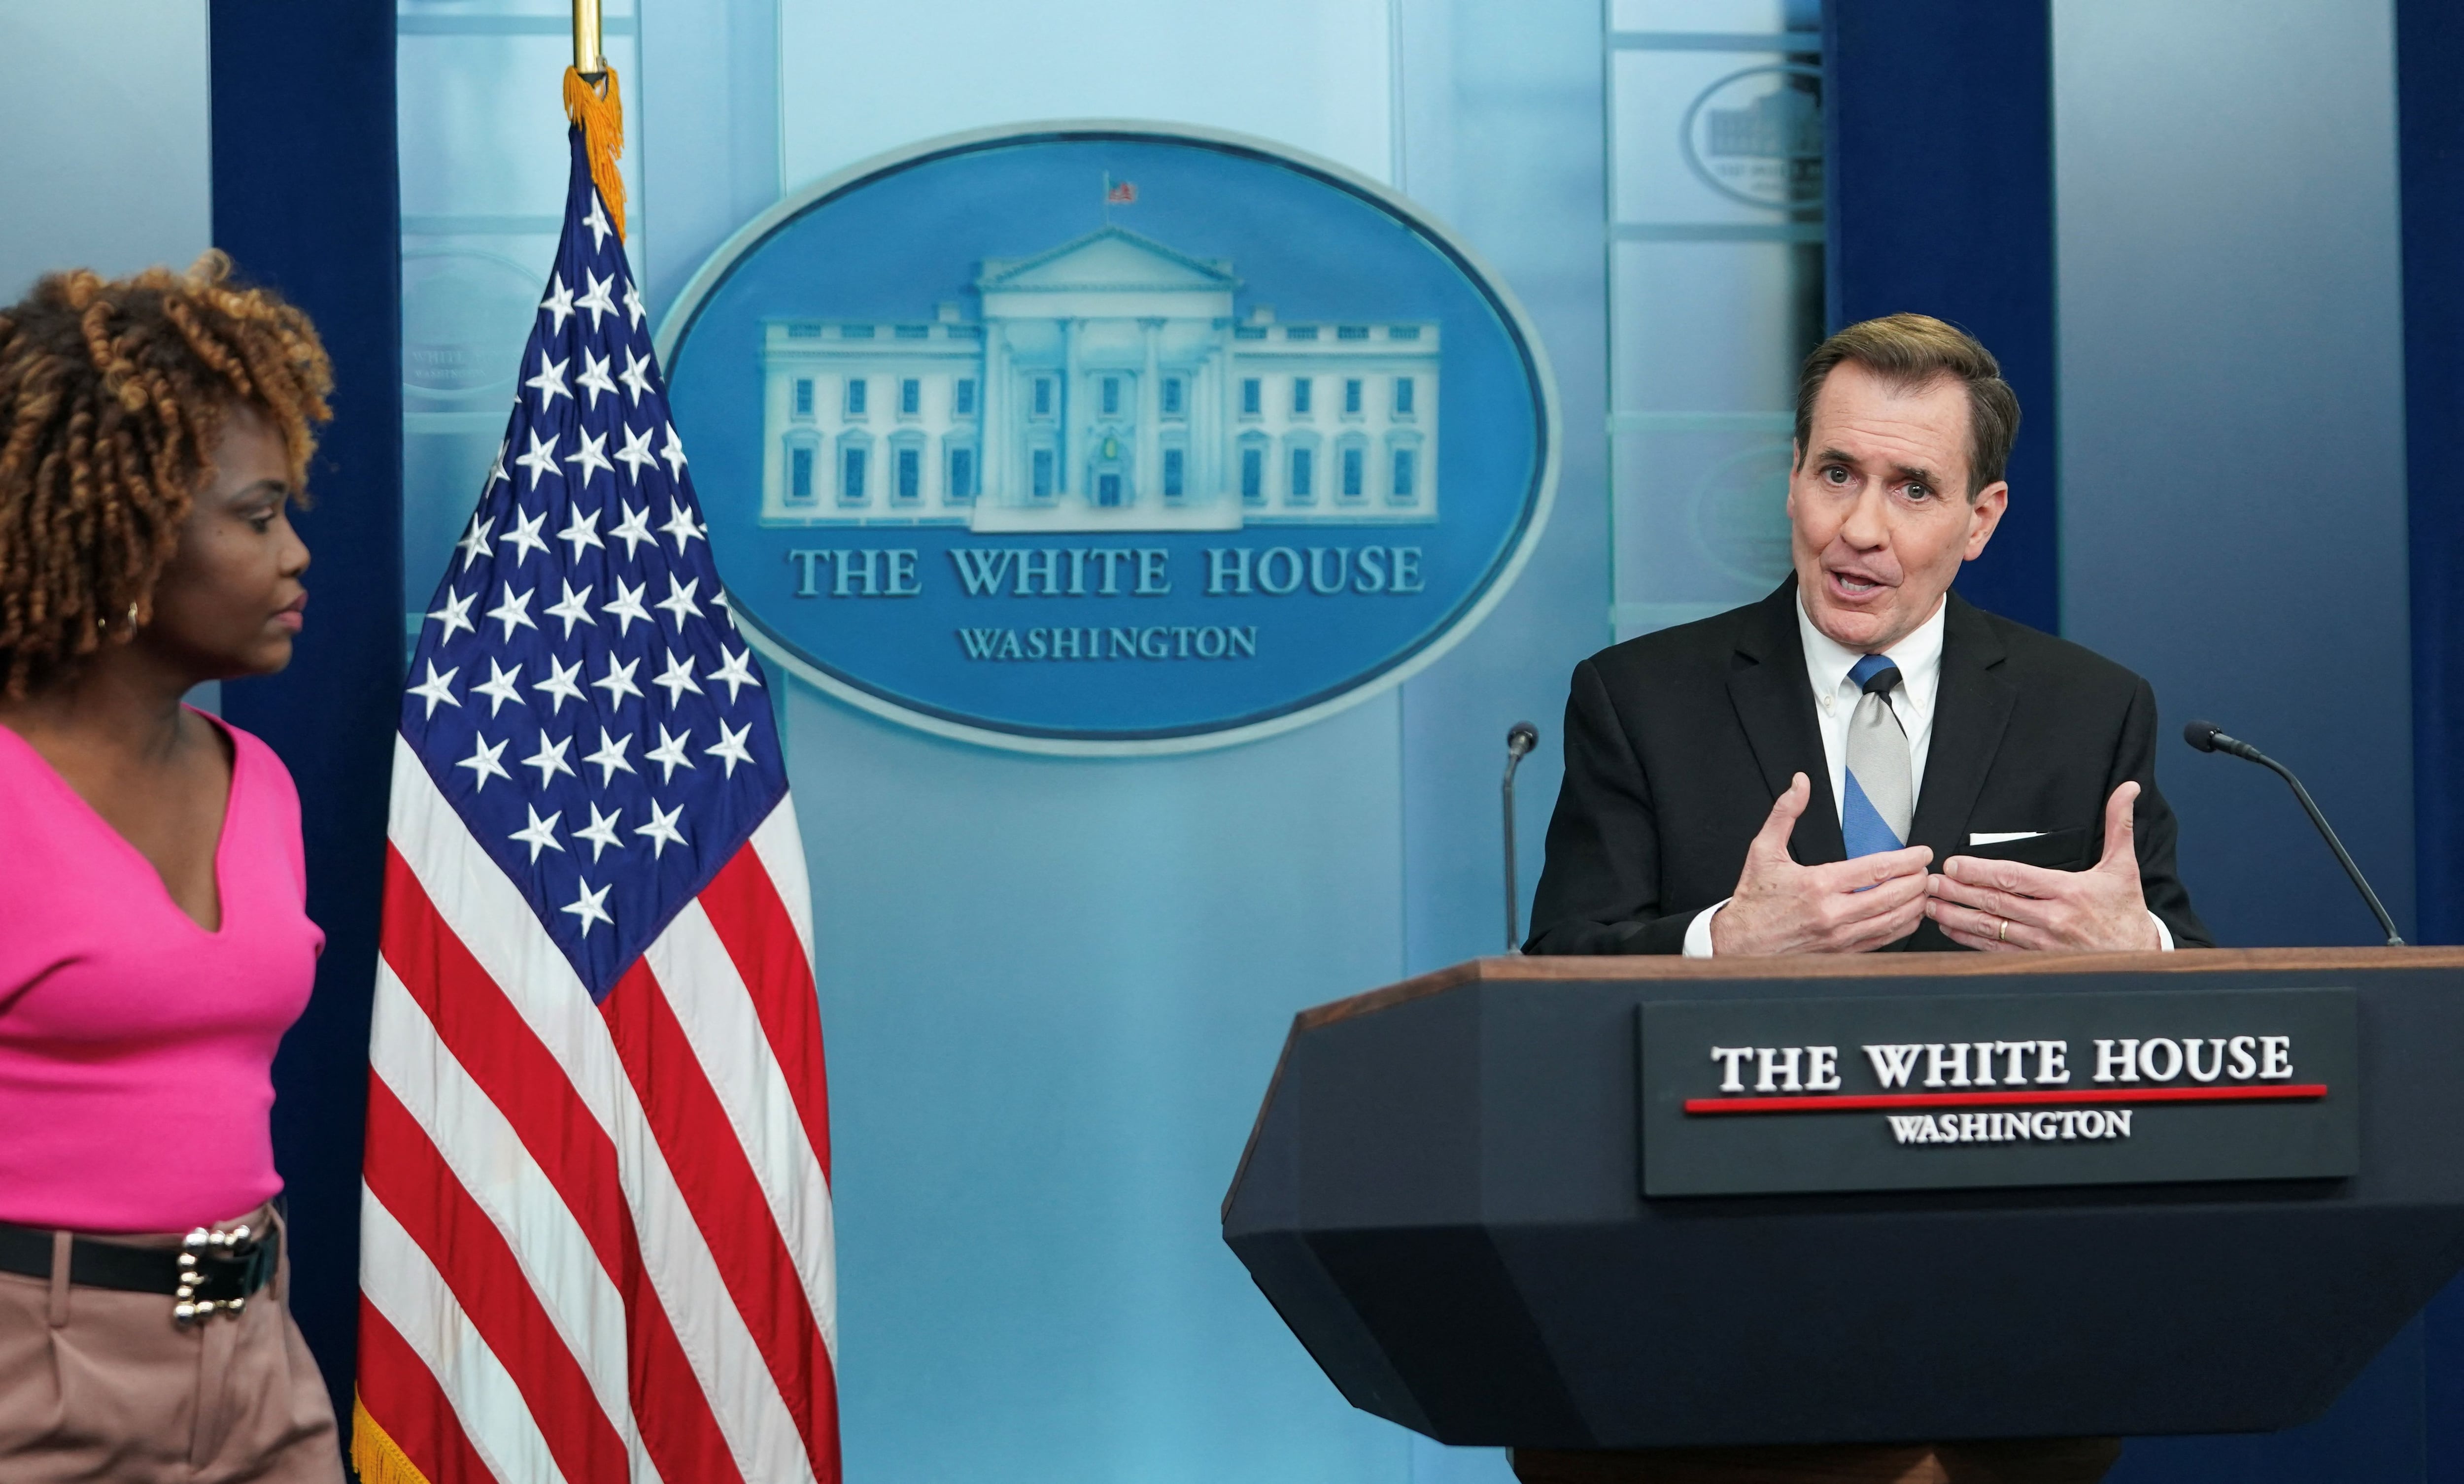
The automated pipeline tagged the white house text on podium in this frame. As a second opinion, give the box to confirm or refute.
[756,226,1441,533]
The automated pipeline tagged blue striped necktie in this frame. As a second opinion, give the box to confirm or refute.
[1842,653,1911,857]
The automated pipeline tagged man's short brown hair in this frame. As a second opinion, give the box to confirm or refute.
[1793,313,2019,498]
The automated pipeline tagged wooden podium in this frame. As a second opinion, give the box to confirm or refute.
[1222,949,2464,1481]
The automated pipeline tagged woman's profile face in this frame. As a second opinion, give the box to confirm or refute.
[142,404,311,680]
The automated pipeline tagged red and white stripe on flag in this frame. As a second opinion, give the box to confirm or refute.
[355,745,839,1484]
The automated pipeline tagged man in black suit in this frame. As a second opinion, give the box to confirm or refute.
[1527,314,2211,956]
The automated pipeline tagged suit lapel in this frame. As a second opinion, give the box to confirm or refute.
[1725,580,1846,865]
[1908,591,2017,869]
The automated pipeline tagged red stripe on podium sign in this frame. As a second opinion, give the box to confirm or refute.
[1683,1083,2329,1115]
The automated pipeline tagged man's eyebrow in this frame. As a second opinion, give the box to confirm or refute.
[1815,448,1942,488]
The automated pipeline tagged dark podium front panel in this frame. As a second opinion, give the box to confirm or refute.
[1220,949,2464,1449]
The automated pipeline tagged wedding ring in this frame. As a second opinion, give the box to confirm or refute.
[1997,916,2009,943]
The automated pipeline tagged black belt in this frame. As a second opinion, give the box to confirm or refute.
[0,1215,275,1322]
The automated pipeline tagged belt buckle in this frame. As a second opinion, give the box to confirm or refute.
[173,1221,260,1326]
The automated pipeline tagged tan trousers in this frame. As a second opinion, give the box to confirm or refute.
[0,1205,342,1484]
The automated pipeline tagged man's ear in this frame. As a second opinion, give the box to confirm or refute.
[1963,481,2010,561]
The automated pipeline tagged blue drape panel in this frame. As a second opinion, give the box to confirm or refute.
[2398,2,2464,1480]
[2399,0,2464,953]
[209,1,403,1427]
[1821,0,2058,634]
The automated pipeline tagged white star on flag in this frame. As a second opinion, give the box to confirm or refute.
[604,575,652,634]
[525,353,572,411]
[652,651,702,706]
[583,727,635,784]
[708,645,763,703]
[576,347,618,409]
[573,801,625,861]
[501,506,551,566]
[611,500,656,557]
[568,428,615,485]
[591,653,644,706]
[634,799,688,858]
[706,719,754,777]
[645,724,696,783]
[487,583,538,640]
[655,574,703,630]
[545,580,596,638]
[537,270,575,332]
[619,348,655,404]
[615,424,658,482]
[455,515,494,571]
[533,653,586,713]
[522,730,576,787]
[577,269,617,330]
[456,732,512,791]
[514,430,562,489]
[510,805,565,863]
[427,588,477,644]
[560,877,613,936]
[408,661,460,718]
[659,501,706,553]
[472,659,527,717]
[556,503,603,560]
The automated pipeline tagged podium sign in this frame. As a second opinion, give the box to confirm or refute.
[1639,987,2360,1196]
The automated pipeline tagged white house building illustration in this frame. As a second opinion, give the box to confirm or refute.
[756,226,1440,531]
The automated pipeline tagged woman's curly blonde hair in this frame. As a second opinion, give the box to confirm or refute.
[0,251,333,699]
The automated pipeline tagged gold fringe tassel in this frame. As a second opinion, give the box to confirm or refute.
[563,65,627,241]
[350,1395,436,1484]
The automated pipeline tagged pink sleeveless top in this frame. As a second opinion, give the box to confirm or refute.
[0,710,322,1232]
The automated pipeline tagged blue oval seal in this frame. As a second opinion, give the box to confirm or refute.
[658,123,1558,754]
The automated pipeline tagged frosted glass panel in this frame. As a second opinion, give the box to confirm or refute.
[396,0,640,628]
[1613,241,1818,413]
[780,0,1394,189]
[1611,49,1822,226]
[1609,0,1819,34]
[1604,2,1822,639]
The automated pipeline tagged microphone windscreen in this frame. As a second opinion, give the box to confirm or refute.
[2183,720,2222,752]
[1507,721,1539,756]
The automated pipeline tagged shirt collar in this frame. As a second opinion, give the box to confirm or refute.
[1796,588,1947,706]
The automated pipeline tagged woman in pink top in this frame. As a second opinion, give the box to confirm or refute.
[0,257,343,1482]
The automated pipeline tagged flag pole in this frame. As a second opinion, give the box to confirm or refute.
[573,0,604,78]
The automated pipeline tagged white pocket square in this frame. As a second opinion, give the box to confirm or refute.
[1968,831,2044,845]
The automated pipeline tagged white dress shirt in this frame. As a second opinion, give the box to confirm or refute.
[1681,593,2172,955]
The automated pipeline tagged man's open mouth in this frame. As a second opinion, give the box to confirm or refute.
[1828,568,1893,596]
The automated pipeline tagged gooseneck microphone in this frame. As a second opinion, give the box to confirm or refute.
[1504,722,1540,954]
[2183,720,2404,946]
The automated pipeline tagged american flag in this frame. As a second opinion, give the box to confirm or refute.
[353,123,840,1484]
